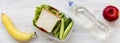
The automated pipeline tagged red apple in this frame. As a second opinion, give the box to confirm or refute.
[103,5,119,21]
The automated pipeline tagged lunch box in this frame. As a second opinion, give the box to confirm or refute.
[33,4,74,42]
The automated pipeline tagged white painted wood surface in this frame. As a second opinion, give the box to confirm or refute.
[0,0,120,43]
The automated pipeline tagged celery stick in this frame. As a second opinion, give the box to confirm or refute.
[59,18,64,40]
[54,32,60,38]
[53,21,61,34]
[64,18,72,30]
[62,21,74,40]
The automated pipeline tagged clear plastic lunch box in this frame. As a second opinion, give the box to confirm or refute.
[33,5,74,42]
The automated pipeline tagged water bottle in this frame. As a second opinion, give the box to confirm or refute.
[68,1,111,40]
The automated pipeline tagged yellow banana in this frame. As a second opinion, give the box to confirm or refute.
[1,13,36,41]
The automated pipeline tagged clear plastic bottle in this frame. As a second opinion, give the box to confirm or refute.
[68,1,111,40]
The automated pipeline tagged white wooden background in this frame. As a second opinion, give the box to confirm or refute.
[0,0,120,43]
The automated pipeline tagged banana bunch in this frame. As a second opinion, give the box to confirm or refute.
[1,13,36,41]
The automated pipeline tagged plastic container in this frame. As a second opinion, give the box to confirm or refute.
[33,4,74,42]
[68,1,111,40]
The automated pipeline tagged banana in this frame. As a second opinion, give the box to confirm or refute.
[1,13,36,41]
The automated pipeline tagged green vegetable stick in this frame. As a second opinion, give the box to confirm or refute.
[64,18,72,30]
[62,21,74,40]
[59,18,64,40]
[54,32,60,38]
[53,23,61,34]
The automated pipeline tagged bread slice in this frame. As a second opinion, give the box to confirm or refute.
[35,8,60,33]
